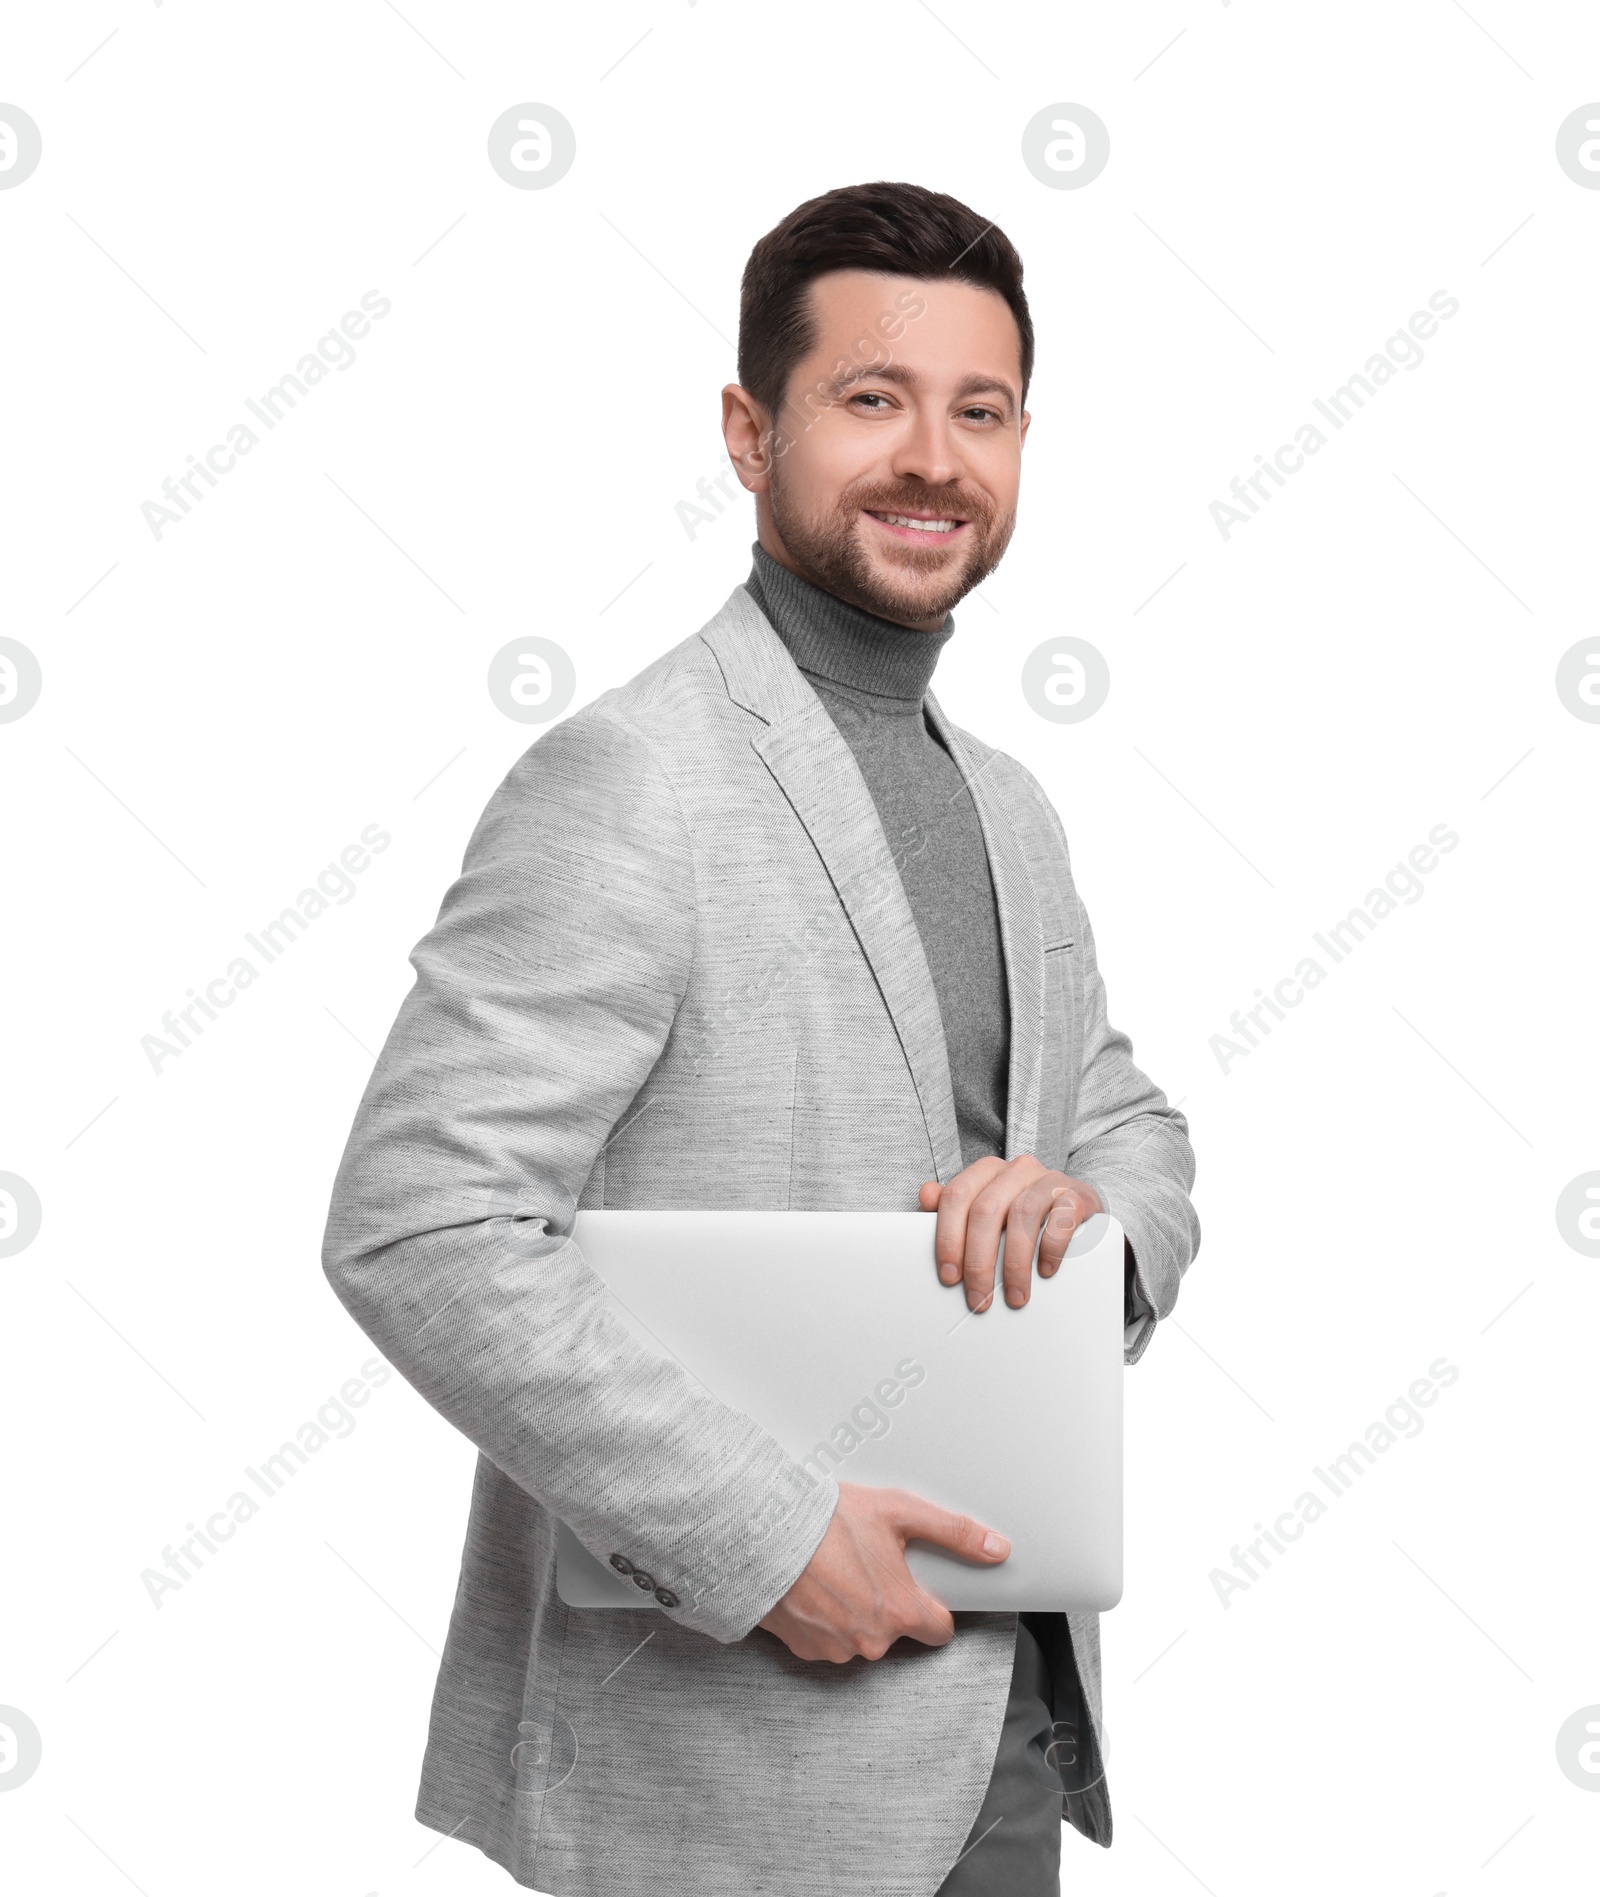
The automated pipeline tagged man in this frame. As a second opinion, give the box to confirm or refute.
[323,180,1198,1896]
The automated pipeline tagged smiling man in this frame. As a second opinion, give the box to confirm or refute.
[323,181,1198,1897]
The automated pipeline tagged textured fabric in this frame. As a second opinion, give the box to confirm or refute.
[934,1619,1064,1895]
[745,544,1009,1168]
[320,583,1200,1895]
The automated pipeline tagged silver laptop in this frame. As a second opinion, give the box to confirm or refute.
[554,1208,1123,1613]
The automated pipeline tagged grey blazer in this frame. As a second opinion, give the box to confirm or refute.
[321,584,1200,1896]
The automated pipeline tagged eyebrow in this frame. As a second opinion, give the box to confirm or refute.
[824,360,1019,412]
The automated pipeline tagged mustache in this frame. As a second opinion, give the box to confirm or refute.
[845,485,994,528]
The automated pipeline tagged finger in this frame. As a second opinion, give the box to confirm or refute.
[1001,1183,1060,1307]
[962,1158,1042,1311]
[932,1157,1004,1288]
[891,1589,956,1651]
[859,1551,958,1656]
[918,1179,941,1211]
[846,1503,958,1657]
[890,1489,1011,1564]
[1037,1187,1083,1277]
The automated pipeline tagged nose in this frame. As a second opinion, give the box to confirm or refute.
[889,407,966,492]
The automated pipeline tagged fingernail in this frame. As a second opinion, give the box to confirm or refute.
[939,1265,960,1285]
[1040,1262,1056,1277]
[982,1531,1009,1558]
[1006,1287,1025,1307]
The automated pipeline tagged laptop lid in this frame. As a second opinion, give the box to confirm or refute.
[553,1208,1123,1614]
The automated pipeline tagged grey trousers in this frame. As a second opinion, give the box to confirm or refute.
[933,1617,1063,1894]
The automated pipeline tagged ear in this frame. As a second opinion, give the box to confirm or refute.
[1019,408,1031,447]
[722,384,778,493]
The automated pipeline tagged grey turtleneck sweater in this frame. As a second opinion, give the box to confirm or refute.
[744,543,1009,1169]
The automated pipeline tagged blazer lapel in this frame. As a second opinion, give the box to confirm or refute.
[923,691,1047,1164]
[698,588,965,1183]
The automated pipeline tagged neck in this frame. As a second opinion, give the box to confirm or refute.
[744,542,956,704]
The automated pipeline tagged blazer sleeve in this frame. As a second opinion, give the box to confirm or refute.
[320,703,838,1642]
[1067,881,1200,1362]
[1027,795,1199,1365]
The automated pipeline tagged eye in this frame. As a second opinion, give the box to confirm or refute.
[850,391,893,411]
[960,405,1003,424]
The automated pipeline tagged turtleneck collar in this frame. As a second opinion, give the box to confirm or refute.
[744,542,956,706]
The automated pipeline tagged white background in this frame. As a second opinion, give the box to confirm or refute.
[3,4,1598,1894]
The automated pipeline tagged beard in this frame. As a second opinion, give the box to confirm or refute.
[765,464,1016,627]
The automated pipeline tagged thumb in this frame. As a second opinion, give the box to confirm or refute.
[891,1490,1010,1564]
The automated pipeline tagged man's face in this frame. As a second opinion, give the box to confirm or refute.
[734,270,1029,631]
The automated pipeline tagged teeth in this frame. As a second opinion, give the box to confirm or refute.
[875,512,958,534]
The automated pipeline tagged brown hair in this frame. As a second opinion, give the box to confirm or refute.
[737,181,1034,423]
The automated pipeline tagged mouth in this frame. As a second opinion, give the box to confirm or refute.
[863,508,970,545]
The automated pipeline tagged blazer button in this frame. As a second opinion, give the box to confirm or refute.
[608,1554,634,1576]
[654,1587,679,1609]
[630,1569,656,1591]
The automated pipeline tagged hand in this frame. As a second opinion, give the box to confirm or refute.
[918,1156,1105,1313]
[757,1480,1010,1664]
